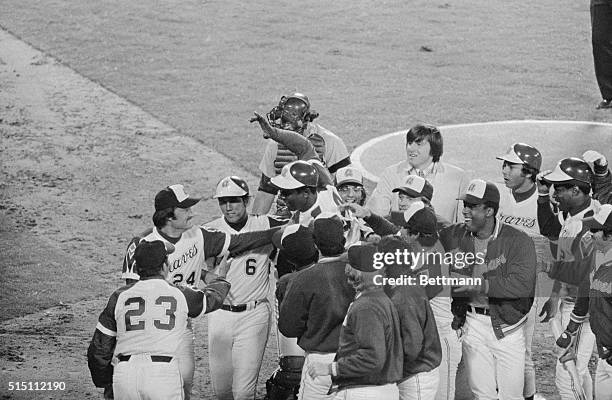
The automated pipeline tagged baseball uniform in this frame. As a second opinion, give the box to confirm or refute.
[205,214,285,400]
[87,274,230,400]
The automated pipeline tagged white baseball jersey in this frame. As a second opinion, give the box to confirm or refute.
[206,215,279,304]
[96,278,204,357]
[121,226,231,287]
[497,185,553,271]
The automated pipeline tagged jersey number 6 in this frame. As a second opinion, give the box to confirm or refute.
[124,296,177,331]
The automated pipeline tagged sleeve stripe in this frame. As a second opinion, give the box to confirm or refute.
[221,233,230,256]
[96,322,117,337]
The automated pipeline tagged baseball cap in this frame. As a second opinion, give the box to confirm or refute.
[213,176,250,198]
[313,213,345,252]
[155,184,201,211]
[335,167,363,186]
[457,179,500,205]
[582,204,612,231]
[271,160,319,189]
[389,201,438,236]
[496,143,542,171]
[347,244,379,272]
[272,224,318,266]
[134,240,175,271]
[542,157,592,185]
[392,175,434,201]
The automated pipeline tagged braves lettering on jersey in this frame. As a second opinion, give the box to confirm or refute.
[121,226,230,287]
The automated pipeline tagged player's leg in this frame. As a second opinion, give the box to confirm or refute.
[555,301,595,400]
[140,357,184,400]
[595,357,612,400]
[298,352,336,400]
[208,310,236,399]
[435,332,461,400]
[523,302,538,398]
[492,327,526,400]
[112,358,140,400]
[176,321,195,400]
[398,368,439,400]
[461,313,497,400]
[231,302,271,399]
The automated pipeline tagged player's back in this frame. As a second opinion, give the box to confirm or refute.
[113,279,190,357]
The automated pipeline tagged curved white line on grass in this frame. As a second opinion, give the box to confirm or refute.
[352,120,612,183]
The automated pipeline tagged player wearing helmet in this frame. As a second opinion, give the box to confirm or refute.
[205,176,288,400]
[538,157,598,400]
[252,93,350,216]
[495,143,553,400]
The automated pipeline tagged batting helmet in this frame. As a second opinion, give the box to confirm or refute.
[496,143,542,171]
[213,176,250,198]
[271,160,319,189]
[543,157,593,185]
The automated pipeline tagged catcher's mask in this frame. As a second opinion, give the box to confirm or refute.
[267,93,319,133]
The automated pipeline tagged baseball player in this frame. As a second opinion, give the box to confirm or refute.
[204,176,287,400]
[278,214,355,399]
[120,184,281,399]
[537,158,598,400]
[307,244,404,399]
[581,204,612,400]
[495,143,553,400]
[266,223,320,400]
[335,166,377,246]
[251,93,351,215]
[439,179,537,400]
[367,124,468,223]
[88,240,231,400]
[378,236,442,400]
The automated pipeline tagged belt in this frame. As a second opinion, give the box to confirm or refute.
[118,355,173,363]
[467,306,490,316]
[221,299,267,313]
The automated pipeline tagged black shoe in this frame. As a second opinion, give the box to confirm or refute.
[596,99,612,109]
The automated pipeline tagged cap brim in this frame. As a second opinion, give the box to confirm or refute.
[392,187,420,198]
[177,197,201,208]
[271,175,304,190]
[496,152,524,165]
[337,179,363,186]
[457,194,485,204]
[542,169,573,183]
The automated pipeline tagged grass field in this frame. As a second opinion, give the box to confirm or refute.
[1,0,611,399]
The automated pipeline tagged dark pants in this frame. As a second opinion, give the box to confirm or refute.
[592,2,612,100]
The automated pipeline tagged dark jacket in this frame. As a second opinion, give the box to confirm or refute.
[439,221,536,339]
[278,258,355,353]
[333,289,403,390]
[385,284,442,378]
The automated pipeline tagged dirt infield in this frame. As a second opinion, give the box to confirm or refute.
[1,0,611,398]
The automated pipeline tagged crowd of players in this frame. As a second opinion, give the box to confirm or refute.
[87,93,612,400]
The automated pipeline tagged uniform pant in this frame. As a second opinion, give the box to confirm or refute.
[333,383,399,400]
[398,368,439,400]
[113,354,184,400]
[176,321,195,400]
[554,300,595,400]
[208,301,271,400]
[523,301,538,397]
[592,1,612,101]
[434,331,461,400]
[298,352,336,400]
[462,312,525,400]
[595,358,612,400]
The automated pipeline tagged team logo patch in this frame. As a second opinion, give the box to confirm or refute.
[405,176,415,185]
[222,179,230,187]
[345,169,353,177]
[467,183,477,193]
